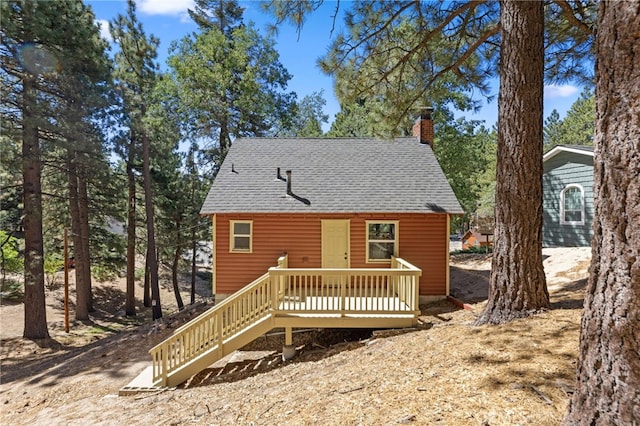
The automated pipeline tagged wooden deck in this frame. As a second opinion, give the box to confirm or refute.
[139,256,421,389]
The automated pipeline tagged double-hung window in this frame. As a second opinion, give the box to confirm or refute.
[560,185,585,225]
[230,220,252,252]
[366,221,398,262]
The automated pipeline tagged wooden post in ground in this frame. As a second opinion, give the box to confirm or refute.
[282,327,296,361]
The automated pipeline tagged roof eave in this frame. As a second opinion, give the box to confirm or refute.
[543,145,594,162]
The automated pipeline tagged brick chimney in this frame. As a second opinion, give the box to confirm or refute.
[412,107,434,148]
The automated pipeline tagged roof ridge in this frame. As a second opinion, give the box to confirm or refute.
[236,136,417,141]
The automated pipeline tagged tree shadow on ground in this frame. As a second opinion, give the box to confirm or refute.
[184,328,419,388]
[550,278,587,310]
[0,301,209,386]
[449,265,490,303]
[462,312,580,404]
[183,301,458,389]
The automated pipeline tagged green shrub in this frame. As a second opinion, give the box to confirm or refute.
[93,264,118,282]
[44,254,63,291]
[0,231,22,273]
[453,245,493,255]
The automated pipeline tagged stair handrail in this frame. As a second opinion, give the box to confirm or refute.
[149,255,288,386]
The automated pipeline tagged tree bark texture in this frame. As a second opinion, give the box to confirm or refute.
[67,154,88,320]
[475,0,549,325]
[190,231,197,305]
[125,153,136,316]
[564,2,640,424]
[77,160,93,312]
[22,73,50,339]
[142,127,162,320]
[172,219,185,311]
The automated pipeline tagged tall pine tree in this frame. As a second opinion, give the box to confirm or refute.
[111,0,162,319]
[167,0,295,176]
[564,2,640,422]
[1,0,112,335]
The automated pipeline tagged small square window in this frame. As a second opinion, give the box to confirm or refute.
[230,221,252,252]
[367,222,398,262]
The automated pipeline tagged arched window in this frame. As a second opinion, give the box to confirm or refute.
[560,184,585,225]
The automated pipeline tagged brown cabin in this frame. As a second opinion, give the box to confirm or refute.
[133,113,465,389]
[461,229,493,250]
[200,112,464,304]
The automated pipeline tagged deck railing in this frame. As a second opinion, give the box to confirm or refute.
[149,255,420,386]
[149,271,274,386]
[270,257,421,315]
[392,257,422,310]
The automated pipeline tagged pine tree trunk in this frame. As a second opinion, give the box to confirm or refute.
[563,3,640,423]
[190,230,197,305]
[172,220,185,311]
[475,0,549,325]
[125,153,136,316]
[77,160,93,312]
[143,249,151,307]
[142,127,162,320]
[220,112,230,152]
[22,73,49,340]
[67,154,88,320]
[190,179,197,305]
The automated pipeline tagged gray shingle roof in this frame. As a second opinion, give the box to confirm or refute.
[200,137,464,214]
[544,144,594,162]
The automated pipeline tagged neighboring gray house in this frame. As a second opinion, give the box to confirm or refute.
[542,145,594,247]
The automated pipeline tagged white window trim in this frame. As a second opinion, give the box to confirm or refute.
[560,184,585,225]
[230,220,253,252]
[366,220,399,263]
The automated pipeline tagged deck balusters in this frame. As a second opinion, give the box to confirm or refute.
[149,256,420,386]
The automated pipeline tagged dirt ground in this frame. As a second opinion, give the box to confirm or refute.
[0,247,591,425]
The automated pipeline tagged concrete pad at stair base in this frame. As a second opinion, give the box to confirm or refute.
[119,366,167,396]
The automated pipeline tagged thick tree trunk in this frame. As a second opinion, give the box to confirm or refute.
[475,0,549,325]
[77,160,93,312]
[142,128,162,320]
[67,154,88,320]
[22,74,49,340]
[563,2,640,424]
[125,154,136,316]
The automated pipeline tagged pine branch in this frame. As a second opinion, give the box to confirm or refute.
[553,0,595,35]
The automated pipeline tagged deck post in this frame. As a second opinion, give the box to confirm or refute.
[270,268,278,310]
[340,275,346,316]
[414,273,420,311]
[161,347,168,387]
[282,327,296,360]
[216,311,223,358]
[285,327,293,345]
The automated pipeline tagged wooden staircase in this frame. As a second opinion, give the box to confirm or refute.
[124,256,421,391]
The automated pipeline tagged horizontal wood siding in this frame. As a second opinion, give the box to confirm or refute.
[214,213,449,296]
[216,214,322,295]
[397,214,448,296]
[543,152,594,247]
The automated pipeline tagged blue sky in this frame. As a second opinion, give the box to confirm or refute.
[88,0,586,130]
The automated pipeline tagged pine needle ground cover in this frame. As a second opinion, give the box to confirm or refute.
[0,248,589,425]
